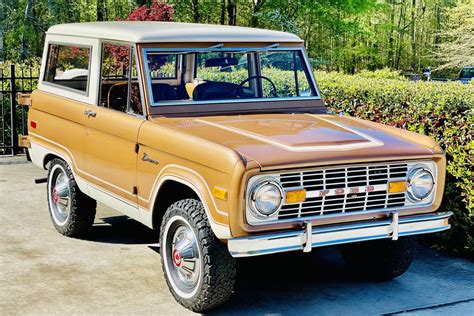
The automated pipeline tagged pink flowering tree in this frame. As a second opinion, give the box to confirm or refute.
[106,1,174,65]
[125,1,174,22]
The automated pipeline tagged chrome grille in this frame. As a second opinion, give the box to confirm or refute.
[278,163,408,219]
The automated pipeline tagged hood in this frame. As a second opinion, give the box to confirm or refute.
[152,113,438,169]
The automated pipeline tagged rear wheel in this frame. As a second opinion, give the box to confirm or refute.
[47,158,96,237]
[159,199,236,312]
[340,236,417,280]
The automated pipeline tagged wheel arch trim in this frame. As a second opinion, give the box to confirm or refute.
[29,140,89,194]
[144,173,231,239]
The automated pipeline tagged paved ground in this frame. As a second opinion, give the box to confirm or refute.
[1,155,473,315]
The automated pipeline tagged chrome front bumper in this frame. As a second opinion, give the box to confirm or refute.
[228,212,452,257]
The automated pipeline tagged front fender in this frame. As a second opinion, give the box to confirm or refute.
[148,164,232,239]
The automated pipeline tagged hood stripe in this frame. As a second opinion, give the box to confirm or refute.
[195,116,383,152]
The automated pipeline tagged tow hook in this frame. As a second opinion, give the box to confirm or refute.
[34,177,47,184]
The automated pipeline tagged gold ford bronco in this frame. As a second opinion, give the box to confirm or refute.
[24,21,452,311]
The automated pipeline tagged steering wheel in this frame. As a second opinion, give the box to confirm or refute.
[233,75,278,98]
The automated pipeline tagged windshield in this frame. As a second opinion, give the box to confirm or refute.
[143,48,317,106]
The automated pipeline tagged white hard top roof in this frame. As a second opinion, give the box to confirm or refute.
[47,21,303,43]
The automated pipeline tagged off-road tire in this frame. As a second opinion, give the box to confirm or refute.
[47,158,96,237]
[159,199,236,312]
[340,236,417,281]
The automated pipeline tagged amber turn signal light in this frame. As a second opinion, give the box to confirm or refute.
[285,189,307,204]
[212,187,228,201]
[388,181,407,193]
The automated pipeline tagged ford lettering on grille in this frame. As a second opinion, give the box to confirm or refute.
[279,163,408,219]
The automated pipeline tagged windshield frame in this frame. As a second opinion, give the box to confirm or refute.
[141,45,325,116]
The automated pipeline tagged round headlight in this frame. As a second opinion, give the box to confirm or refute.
[250,180,283,217]
[407,168,434,200]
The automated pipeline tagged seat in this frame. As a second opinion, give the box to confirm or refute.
[152,83,177,102]
[185,83,196,99]
[192,82,242,101]
[107,82,128,112]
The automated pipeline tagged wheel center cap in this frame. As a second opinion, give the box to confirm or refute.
[172,248,182,267]
[52,188,59,204]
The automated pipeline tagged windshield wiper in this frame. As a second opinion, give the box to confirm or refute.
[239,43,280,54]
[181,43,224,54]
[264,43,280,49]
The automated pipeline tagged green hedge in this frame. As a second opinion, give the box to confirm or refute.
[316,71,474,257]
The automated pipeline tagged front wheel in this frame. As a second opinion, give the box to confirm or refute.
[159,199,236,312]
[339,236,417,281]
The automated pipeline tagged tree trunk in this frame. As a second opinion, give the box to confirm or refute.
[220,0,226,25]
[227,0,236,26]
[191,0,200,23]
[250,0,264,27]
[21,0,35,60]
[434,4,441,45]
[411,0,417,71]
[97,0,106,21]
[387,0,396,67]
[394,1,406,70]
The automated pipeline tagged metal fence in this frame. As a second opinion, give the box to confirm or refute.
[0,64,39,155]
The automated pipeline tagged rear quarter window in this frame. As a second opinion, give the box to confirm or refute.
[43,44,91,94]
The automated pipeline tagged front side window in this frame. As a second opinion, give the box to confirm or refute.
[260,51,312,97]
[144,48,317,106]
[99,43,143,115]
[43,44,90,93]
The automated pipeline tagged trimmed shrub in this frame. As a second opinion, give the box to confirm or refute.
[357,68,407,81]
[316,71,473,257]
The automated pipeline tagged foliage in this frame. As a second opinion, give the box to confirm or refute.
[168,0,473,73]
[2,0,473,75]
[435,0,474,70]
[357,68,407,81]
[107,2,174,66]
[316,71,474,257]
[122,1,174,21]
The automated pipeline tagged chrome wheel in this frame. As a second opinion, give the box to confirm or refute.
[48,164,71,226]
[163,216,202,298]
[159,199,236,311]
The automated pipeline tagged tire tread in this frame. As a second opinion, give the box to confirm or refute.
[159,199,236,312]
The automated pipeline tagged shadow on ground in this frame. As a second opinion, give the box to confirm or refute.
[83,215,474,315]
[82,215,159,244]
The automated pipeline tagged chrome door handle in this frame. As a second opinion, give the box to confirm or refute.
[83,110,97,118]
[141,152,159,165]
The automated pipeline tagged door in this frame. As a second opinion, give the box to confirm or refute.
[83,42,145,221]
